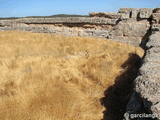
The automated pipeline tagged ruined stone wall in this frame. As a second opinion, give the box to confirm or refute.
[124,31,160,120]
[124,8,160,120]
[0,7,155,47]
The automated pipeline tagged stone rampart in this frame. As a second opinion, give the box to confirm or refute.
[124,31,160,120]
[0,7,157,47]
[124,7,160,120]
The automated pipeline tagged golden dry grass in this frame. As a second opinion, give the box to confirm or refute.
[0,31,144,120]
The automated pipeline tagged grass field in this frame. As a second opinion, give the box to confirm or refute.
[0,31,144,120]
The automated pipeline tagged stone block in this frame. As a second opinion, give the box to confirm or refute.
[104,12,122,19]
[93,30,109,37]
[139,65,160,77]
[78,30,93,37]
[153,7,160,13]
[118,8,131,19]
[152,13,160,24]
[143,48,160,63]
[138,8,153,19]
[135,75,160,103]
[89,12,122,19]
[117,20,150,37]
[151,103,160,119]
[89,12,99,17]
[118,8,139,19]
[0,20,13,26]
[131,9,139,18]
[151,24,160,32]
[20,17,118,25]
[146,32,160,47]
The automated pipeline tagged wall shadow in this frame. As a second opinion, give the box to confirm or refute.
[100,53,142,120]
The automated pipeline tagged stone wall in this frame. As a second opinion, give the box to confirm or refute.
[124,31,160,120]
[124,7,160,120]
[0,7,155,47]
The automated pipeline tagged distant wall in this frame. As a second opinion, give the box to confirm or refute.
[1,7,160,47]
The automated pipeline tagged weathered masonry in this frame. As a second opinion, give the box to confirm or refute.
[123,7,160,120]
[1,7,160,47]
[0,7,160,120]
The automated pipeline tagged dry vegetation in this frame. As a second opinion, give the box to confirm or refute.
[0,31,144,120]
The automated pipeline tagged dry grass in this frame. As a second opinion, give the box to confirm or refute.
[0,31,144,120]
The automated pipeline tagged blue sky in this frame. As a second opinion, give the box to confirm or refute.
[0,0,160,17]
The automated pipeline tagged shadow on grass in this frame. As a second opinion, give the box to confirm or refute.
[100,53,142,120]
